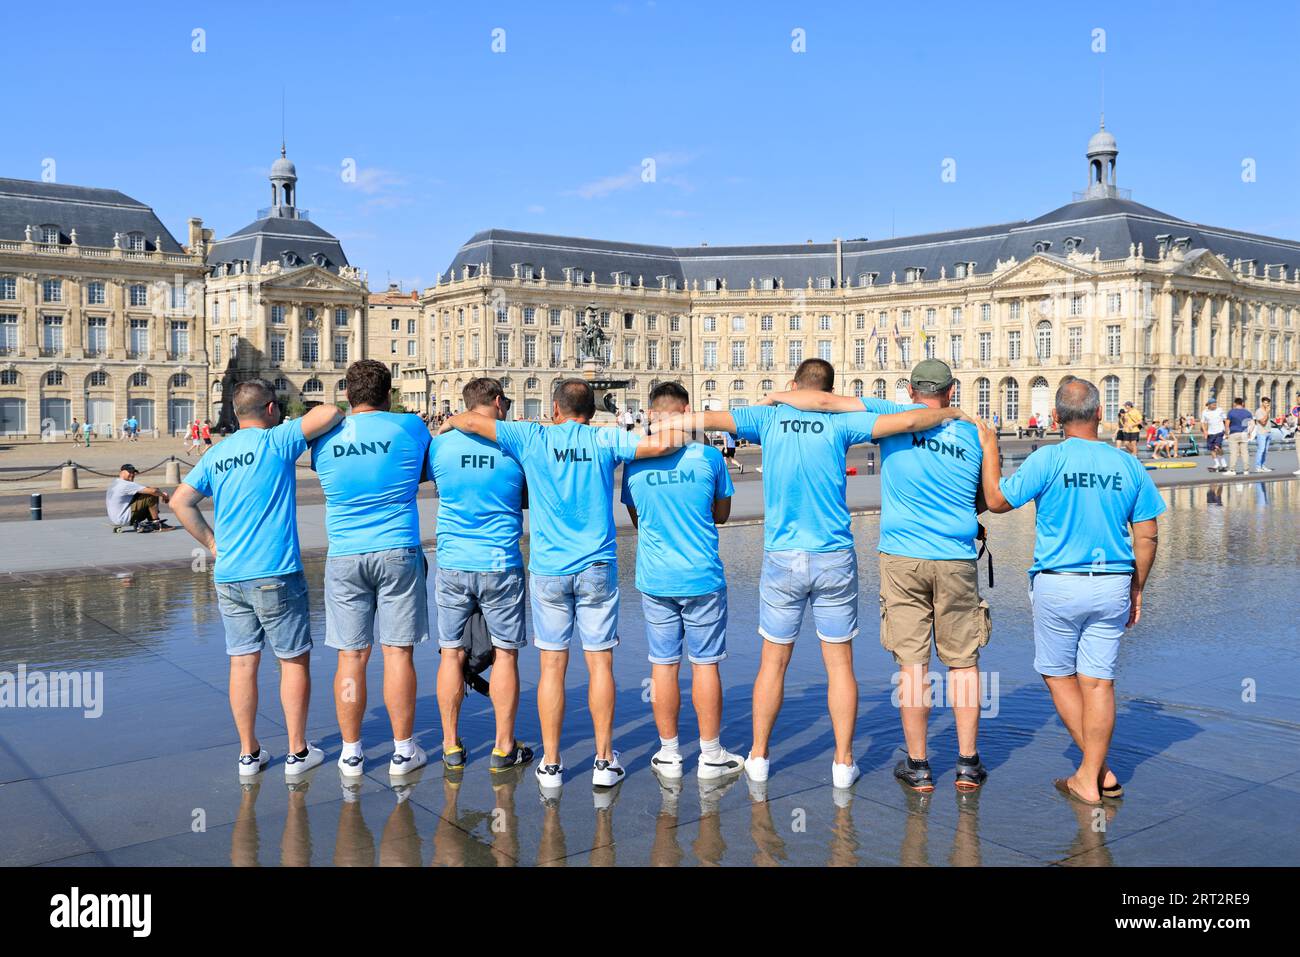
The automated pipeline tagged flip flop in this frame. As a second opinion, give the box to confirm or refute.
[1101,782,1124,800]
[1054,777,1103,807]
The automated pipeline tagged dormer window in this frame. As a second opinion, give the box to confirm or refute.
[1033,240,1052,254]
[1062,236,1085,254]
[612,271,632,288]
[1154,234,1171,257]
[40,225,60,245]
[760,276,776,291]
[904,267,925,283]
[702,277,721,292]
[815,276,833,290]
[567,267,586,284]
[857,272,878,287]
[520,263,535,281]
[126,232,146,251]
[953,262,978,279]
[310,252,328,268]
[1172,237,1191,255]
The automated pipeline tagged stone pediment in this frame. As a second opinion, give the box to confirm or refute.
[1172,248,1234,282]
[989,254,1093,287]
[260,264,361,293]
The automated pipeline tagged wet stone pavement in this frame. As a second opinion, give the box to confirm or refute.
[2,480,1299,866]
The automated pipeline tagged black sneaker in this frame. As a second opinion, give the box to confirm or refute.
[442,740,466,770]
[954,752,988,791]
[490,742,534,772]
[894,756,935,792]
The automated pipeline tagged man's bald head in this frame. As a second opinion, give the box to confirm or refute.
[1055,376,1101,426]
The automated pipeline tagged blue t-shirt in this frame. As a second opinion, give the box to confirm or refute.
[495,420,641,576]
[185,420,307,583]
[427,429,525,571]
[1226,407,1253,434]
[730,404,878,552]
[861,398,982,561]
[310,411,431,557]
[620,443,734,596]
[999,437,1167,574]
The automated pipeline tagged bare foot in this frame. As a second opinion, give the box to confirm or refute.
[1068,771,1102,804]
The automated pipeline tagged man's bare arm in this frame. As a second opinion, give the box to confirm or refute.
[634,427,691,459]
[658,411,737,439]
[300,403,345,441]
[764,390,863,413]
[625,503,639,529]
[871,405,966,440]
[712,496,732,525]
[170,483,216,556]
[974,418,1013,513]
[443,411,499,443]
[1128,518,1159,627]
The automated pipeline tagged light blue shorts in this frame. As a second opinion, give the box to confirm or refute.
[436,565,527,650]
[530,562,620,652]
[1029,572,1131,680]
[216,571,312,660]
[641,588,728,665]
[759,548,859,644]
[323,547,430,651]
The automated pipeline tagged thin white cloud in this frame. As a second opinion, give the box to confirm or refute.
[567,151,697,200]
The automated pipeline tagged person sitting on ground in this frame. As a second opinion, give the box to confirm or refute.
[106,464,170,530]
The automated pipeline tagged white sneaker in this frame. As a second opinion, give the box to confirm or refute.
[285,743,325,777]
[744,752,770,782]
[338,748,365,778]
[650,748,684,779]
[536,759,565,789]
[1293,468,1300,476]
[697,748,746,780]
[1253,467,1268,473]
[238,747,271,777]
[592,751,625,788]
[389,744,428,776]
[832,761,861,789]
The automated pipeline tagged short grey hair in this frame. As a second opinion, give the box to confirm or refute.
[232,379,276,418]
[1055,376,1101,425]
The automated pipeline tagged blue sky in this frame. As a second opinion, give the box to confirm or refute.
[6,1,1298,290]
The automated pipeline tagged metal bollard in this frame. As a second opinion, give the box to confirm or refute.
[165,457,181,484]
[30,493,42,521]
[866,451,875,475]
[61,462,78,490]
[1031,443,1038,453]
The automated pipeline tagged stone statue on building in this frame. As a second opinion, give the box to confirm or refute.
[578,311,607,361]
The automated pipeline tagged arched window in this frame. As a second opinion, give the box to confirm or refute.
[211,380,223,398]
[1,369,21,386]
[303,378,323,395]
[171,373,191,389]
[760,379,774,392]
[730,379,745,391]
[894,378,909,403]
[525,377,540,390]
[1003,378,1020,422]
[130,372,150,388]
[499,377,511,389]
[1035,320,1053,360]
[975,377,991,419]
[851,379,864,398]
[87,371,109,387]
[703,379,716,391]
[45,370,65,386]
[1102,375,1120,421]
[873,379,887,399]
[274,378,290,393]
[335,379,346,392]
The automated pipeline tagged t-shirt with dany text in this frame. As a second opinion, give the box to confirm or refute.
[730,404,878,553]
[184,420,308,583]
[621,442,733,596]
[861,398,982,561]
[427,428,526,571]
[494,420,640,576]
[310,411,431,557]
[999,437,1166,575]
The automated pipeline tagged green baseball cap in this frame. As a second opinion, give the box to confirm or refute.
[910,358,954,389]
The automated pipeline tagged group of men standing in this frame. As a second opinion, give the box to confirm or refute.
[168,354,1164,811]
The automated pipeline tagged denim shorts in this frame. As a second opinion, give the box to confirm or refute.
[759,548,859,643]
[215,571,312,659]
[323,547,430,651]
[1029,573,1130,680]
[436,565,527,650]
[641,588,728,665]
[530,562,620,652]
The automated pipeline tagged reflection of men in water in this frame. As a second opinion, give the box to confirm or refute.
[976,377,1164,806]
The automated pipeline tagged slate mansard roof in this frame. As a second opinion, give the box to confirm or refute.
[442,196,1300,293]
[0,177,185,252]
[205,214,350,274]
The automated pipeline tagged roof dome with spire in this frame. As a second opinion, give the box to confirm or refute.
[270,145,296,180]
[1088,125,1118,155]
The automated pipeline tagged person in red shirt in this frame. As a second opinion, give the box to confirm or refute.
[200,420,213,455]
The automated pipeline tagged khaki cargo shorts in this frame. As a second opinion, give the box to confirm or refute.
[878,553,991,669]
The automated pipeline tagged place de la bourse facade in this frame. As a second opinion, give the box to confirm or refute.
[2,123,1297,437]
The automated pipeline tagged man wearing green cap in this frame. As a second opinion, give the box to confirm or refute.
[762,358,990,792]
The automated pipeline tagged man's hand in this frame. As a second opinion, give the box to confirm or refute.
[437,418,455,435]
[974,416,999,449]
[1127,583,1143,628]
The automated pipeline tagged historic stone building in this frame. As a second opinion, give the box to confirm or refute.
[419,123,1299,426]
[365,282,427,412]
[0,178,208,436]
[204,147,368,427]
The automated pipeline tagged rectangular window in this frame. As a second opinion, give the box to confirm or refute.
[900,310,911,328]
[787,339,803,366]
[1070,294,1085,317]
[42,279,61,303]
[703,316,717,333]
[623,338,635,366]
[87,282,105,305]
[949,334,962,365]
[169,321,189,356]
[86,317,107,355]
[731,339,746,368]
[1007,330,1021,361]
[978,331,992,362]
[129,319,148,356]
[925,308,936,327]
[1068,327,1083,361]
[212,338,220,365]
[874,338,888,365]
[818,314,832,331]
[549,308,562,326]
[1107,292,1122,315]
[702,341,717,369]
[272,305,286,324]
[670,315,681,332]
[456,337,464,364]
[980,303,991,322]
[525,334,538,366]
[300,330,318,363]
[335,307,349,326]
[42,315,64,352]
[646,314,658,331]
[646,340,659,369]
[270,335,286,364]
[899,337,912,365]
[471,333,480,361]
[230,299,238,322]
[853,339,866,366]
[523,307,536,326]
[1106,324,1122,357]
[391,318,400,332]
[923,336,936,360]
[407,319,417,335]
[408,340,417,357]
[496,305,509,324]
[951,307,962,325]
[817,340,832,361]
[789,315,802,331]
[0,314,19,353]
[760,340,774,368]
[670,340,682,369]
[496,332,510,364]
[549,335,562,366]
[1009,302,1021,321]
[130,285,147,307]
[0,277,15,300]
[760,315,773,332]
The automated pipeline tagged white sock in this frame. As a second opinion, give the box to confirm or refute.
[700,737,722,760]
[658,736,679,756]
[341,740,363,760]
[394,737,415,758]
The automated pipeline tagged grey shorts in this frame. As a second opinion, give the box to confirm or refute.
[216,571,312,660]
[324,547,430,651]
[435,566,527,650]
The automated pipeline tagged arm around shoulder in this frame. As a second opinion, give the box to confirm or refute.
[300,403,345,441]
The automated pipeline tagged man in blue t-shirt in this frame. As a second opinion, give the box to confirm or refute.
[441,378,690,790]
[977,376,1164,806]
[310,360,432,779]
[621,382,742,782]
[662,358,966,790]
[765,358,991,793]
[426,377,533,776]
[171,379,343,780]
[1225,397,1254,475]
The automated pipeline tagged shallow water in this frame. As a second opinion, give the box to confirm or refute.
[1,480,1298,866]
